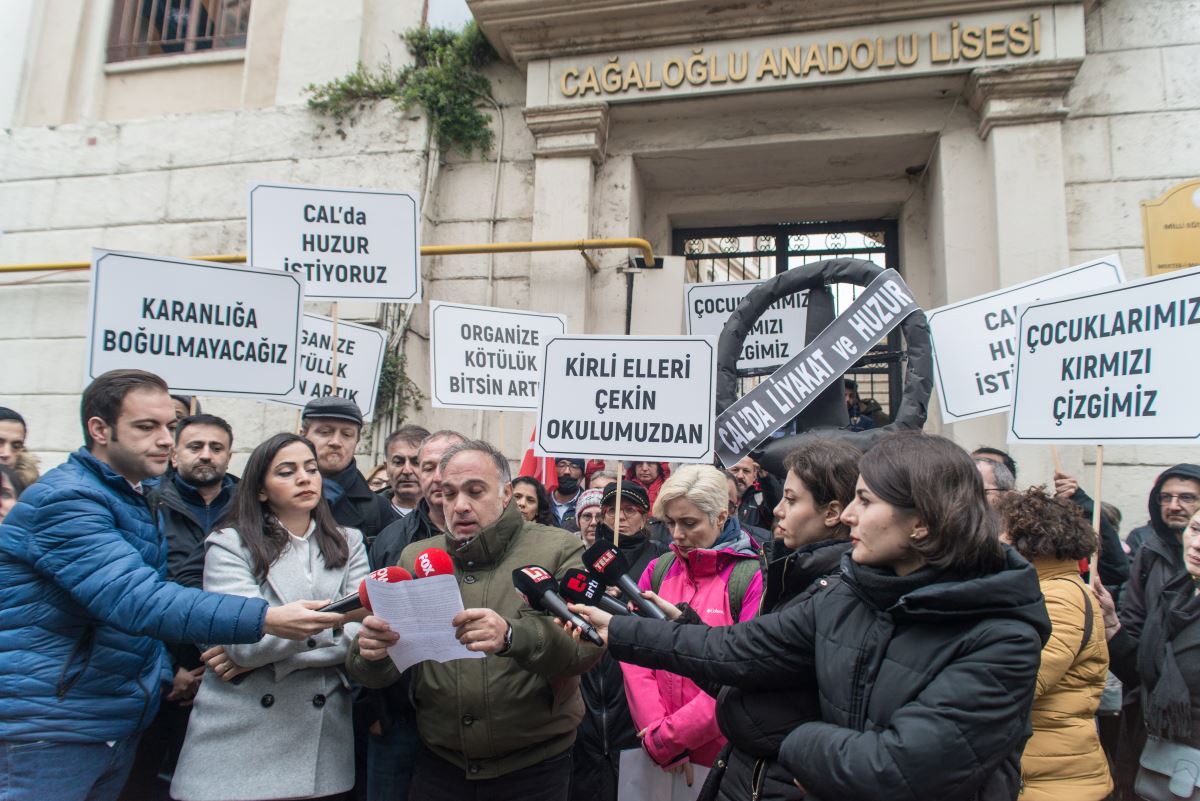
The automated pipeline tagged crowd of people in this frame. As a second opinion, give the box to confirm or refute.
[1,368,1199,801]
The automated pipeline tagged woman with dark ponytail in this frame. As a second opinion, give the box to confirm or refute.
[569,432,1051,801]
[171,433,368,801]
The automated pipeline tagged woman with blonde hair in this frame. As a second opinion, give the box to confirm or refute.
[621,463,764,793]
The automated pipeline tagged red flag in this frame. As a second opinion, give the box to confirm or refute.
[518,427,557,494]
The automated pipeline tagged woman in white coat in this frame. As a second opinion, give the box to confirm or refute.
[172,432,369,801]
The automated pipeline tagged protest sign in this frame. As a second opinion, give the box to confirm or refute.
[714,269,920,466]
[536,336,717,462]
[684,279,808,375]
[429,302,566,411]
[251,313,386,420]
[87,249,301,396]
[248,181,421,302]
[929,256,1124,423]
[1009,265,1200,444]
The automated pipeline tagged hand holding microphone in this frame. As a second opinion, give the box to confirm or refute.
[357,549,454,662]
[559,568,630,617]
[582,542,668,620]
[512,565,605,647]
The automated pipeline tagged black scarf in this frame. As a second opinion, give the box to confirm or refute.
[1138,570,1200,739]
[845,560,950,611]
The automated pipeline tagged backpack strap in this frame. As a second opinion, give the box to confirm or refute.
[727,554,766,622]
[650,552,676,595]
[1052,576,1094,658]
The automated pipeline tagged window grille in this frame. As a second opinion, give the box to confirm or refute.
[107,0,251,63]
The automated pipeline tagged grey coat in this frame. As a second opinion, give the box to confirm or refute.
[170,524,369,801]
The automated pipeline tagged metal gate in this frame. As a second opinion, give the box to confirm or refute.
[672,220,902,424]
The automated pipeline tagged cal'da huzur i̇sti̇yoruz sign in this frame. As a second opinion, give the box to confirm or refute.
[537,336,717,463]
[248,181,421,302]
[928,255,1124,423]
[714,269,921,466]
[1009,265,1200,444]
[429,302,567,411]
[684,279,809,375]
[251,313,387,420]
[87,249,302,396]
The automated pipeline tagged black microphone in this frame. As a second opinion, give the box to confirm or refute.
[559,568,631,617]
[512,565,604,647]
[582,541,668,620]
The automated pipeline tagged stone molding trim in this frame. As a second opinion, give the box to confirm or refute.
[965,59,1082,138]
[523,103,610,163]
[469,0,1092,67]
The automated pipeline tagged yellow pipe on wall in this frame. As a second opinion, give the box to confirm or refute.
[0,238,657,274]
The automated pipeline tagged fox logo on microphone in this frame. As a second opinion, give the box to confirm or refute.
[520,566,553,583]
[418,552,435,576]
[368,567,391,582]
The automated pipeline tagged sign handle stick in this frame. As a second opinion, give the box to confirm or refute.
[1050,444,1063,475]
[294,409,303,434]
[330,302,340,394]
[188,396,197,415]
[614,461,623,547]
[497,412,506,458]
[1089,445,1104,585]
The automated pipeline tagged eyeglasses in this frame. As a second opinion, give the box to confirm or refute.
[1156,493,1200,506]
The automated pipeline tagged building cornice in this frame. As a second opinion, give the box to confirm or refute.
[523,103,610,162]
[965,59,1081,138]
[469,0,1090,67]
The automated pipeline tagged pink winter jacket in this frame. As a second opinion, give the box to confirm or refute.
[620,528,763,768]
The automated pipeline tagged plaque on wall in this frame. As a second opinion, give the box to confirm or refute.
[1142,179,1200,276]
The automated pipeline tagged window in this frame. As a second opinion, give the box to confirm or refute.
[107,0,251,63]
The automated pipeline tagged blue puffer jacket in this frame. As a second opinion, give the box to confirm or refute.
[0,448,268,743]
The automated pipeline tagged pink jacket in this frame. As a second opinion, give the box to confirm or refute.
[620,528,763,768]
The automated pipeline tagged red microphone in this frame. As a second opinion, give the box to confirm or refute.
[319,565,413,613]
[413,548,455,579]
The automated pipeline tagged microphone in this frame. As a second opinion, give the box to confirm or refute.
[512,565,604,647]
[582,541,668,620]
[318,565,413,613]
[559,568,631,617]
[413,547,455,579]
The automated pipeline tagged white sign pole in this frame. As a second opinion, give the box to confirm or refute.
[536,336,717,463]
[1008,265,1200,444]
[86,249,302,397]
[928,256,1124,424]
[248,181,421,303]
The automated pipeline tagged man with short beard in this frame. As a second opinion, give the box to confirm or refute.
[301,397,399,546]
[550,458,584,531]
[350,440,601,800]
[381,425,429,517]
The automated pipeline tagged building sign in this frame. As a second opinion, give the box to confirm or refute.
[251,313,387,421]
[536,336,717,462]
[929,255,1124,424]
[684,280,808,376]
[529,7,1080,106]
[87,250,302,397]
[714,270,920,467]
[1142,179,1200,276]
[1008,266,1200,444]
[429,301,567,411]
[247,181,421,302]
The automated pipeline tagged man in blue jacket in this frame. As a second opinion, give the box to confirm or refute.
[0,369,345,801]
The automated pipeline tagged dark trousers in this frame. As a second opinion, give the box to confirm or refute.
[408,747,572,801]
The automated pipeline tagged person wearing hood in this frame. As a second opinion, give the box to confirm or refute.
[300,397,399,548]
[1100,463,1200,797]
[620,465,765,793]
[626,461,672,510]
[568,433,1051,801]
[570,482,667,801]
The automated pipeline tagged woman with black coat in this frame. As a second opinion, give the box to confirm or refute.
[568,433,1051,801]
[698,438,860,801]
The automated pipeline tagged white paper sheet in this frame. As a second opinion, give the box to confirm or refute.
[364,573,484,672]
[618,748,710,801]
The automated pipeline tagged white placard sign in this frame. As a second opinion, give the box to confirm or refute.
[429,302,566,411]
[252,313,387,420]
[928,255,1125,423]
[684,280,809,374]
[536,336,717,462]
[248,181,421,302]
[1008,265,1200,444]
[87,249,302,396]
